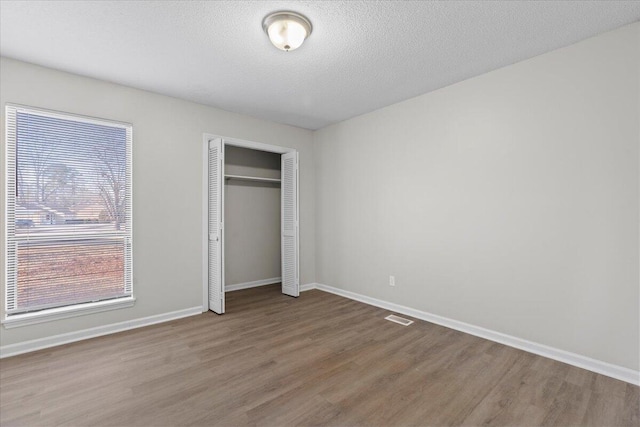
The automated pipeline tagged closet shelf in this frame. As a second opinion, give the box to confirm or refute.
[224,174,281,183]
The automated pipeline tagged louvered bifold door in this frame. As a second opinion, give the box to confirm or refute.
[281,151,299,297]
[208,138,224,313]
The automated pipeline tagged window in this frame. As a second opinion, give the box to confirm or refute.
[4,105,133,324]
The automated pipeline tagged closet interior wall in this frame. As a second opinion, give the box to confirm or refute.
[224,146,282,289]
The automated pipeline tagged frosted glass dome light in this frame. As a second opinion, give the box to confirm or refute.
[262,12,312,52]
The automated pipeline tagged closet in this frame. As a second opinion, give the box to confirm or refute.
[225,146,281,293]
[204,136,299,314]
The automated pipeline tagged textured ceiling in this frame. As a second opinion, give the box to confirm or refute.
[1,1,639,130]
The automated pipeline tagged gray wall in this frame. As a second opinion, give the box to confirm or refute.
[0,57,315,347]
[224,147,281,286]
[314,23,639,370]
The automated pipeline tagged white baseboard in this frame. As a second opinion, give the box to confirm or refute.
[308,283,639,386]
[225,277,281,292]
[300,282,318,292]
[0,306,202,359]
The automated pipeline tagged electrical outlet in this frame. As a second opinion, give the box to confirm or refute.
[389,275,395,287]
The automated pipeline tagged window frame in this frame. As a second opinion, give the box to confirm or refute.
[3,104,134,327]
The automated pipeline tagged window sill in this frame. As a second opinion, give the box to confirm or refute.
[2,297,136,329]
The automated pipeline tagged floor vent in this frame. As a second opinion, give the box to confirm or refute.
[385,314,414,326]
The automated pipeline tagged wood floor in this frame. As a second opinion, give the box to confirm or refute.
[1,284,638,426]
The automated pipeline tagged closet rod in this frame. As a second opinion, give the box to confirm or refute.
[224,174,281,183]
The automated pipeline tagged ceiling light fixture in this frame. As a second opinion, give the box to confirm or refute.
[262,11,312,52]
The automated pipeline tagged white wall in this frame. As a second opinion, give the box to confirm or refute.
[224,146,281,286]
[0,57,315,347]
[314,23,639,370]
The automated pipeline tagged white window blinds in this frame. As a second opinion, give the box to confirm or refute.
[5,105,133,315]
